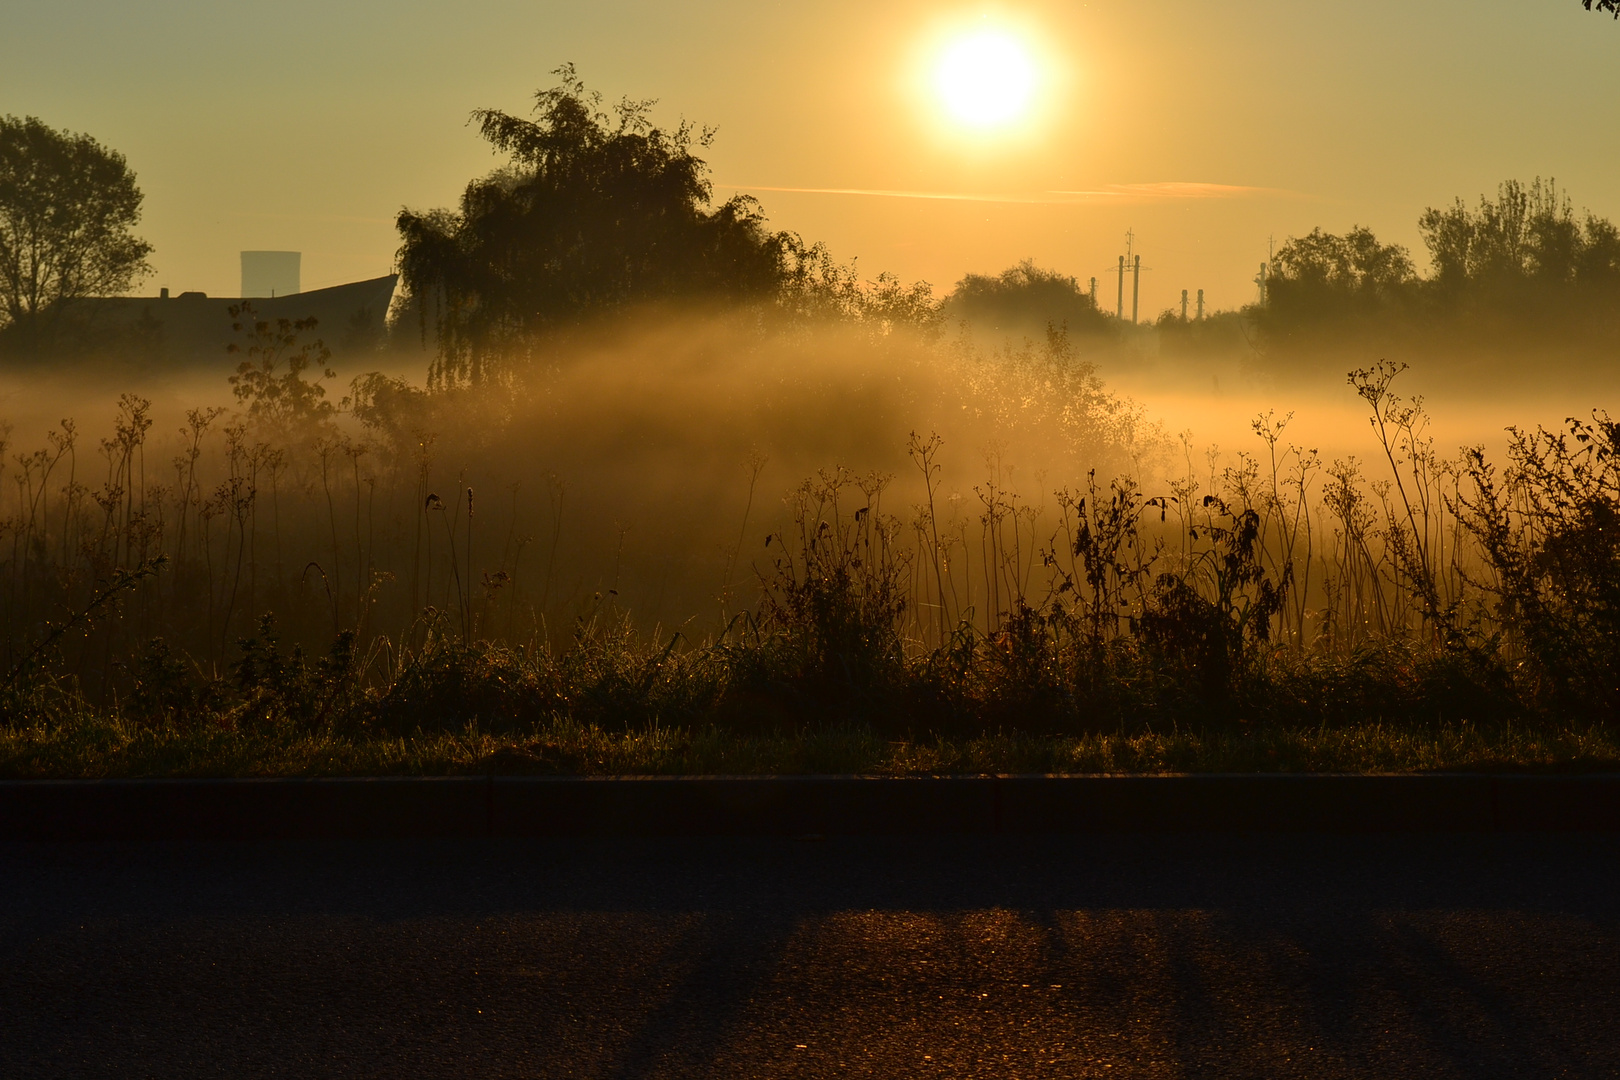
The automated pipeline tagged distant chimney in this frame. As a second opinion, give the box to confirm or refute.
[240,251,300,299]
[159,287,169,299]
[1131,255,1141,324]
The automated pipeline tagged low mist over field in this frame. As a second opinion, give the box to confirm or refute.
[2,281,1615,664]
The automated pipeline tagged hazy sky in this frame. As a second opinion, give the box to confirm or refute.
[5,0,1617,314]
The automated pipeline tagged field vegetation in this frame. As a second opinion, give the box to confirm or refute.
[0,331,1616,777]
[1,76,1618,777]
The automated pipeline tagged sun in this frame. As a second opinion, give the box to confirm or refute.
[933,30,1038,130]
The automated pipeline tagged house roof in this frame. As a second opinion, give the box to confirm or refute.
[66,275,399,364]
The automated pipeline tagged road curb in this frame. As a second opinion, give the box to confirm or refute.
[2,774,1619,840]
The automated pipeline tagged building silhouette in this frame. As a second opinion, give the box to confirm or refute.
[66,274,399,364]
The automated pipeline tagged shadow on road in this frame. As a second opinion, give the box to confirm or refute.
[2,834,1616,1078]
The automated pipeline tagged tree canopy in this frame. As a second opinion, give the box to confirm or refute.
[1585,0,1619,16]
[397,67,800,384]
[1262,226,1416,328]
[942,260,1109,338]
[0,116,152,347]
[1417,179,1620,291]
[1254,178,1620,371]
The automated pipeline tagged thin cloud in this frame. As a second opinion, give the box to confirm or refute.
[719,182,1312,205]
[1052,182,1310,201]
[721,184,1051,204]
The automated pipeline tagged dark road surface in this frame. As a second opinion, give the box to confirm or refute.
[3,833,1618,1078]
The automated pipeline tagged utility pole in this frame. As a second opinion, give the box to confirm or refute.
[1089,277,1097,308]
[1115,256,1125,319]
[1255,262,1268,305]
[1196,288,1205,321]
[1180,289,1189,321]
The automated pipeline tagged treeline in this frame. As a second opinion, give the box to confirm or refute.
[395,66,954,385]
[394,68,1119,384]
[2,69,1119,372]
[1255,178,1620,376]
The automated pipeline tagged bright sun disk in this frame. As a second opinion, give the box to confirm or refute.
[934,31,1037,130]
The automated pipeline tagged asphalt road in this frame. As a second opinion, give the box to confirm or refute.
[2,833,1618,1079]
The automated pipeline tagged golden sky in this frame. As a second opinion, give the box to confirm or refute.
[5,0,1617,314]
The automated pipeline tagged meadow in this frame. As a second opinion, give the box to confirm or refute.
[0,301,1617,778]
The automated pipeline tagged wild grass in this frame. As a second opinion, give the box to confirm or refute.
[0,315,1618,778]
[4,709,1614,779]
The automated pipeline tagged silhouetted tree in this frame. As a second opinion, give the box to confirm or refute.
[943,260,1110,337]
[1255,180,1620,375]
[1585,0,1619,17]
[1252,226,1415,354]
[1419,179,1619,292]
[0,116,152,349]
[397,66,799,384]
[1270,227,1415,298]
